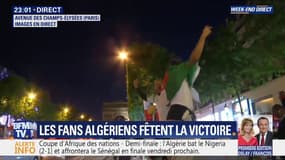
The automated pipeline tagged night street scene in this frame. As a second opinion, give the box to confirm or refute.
[1,0,285,160]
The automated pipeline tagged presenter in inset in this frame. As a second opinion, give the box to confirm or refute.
[238,118,258,146]
[255,117,273,146]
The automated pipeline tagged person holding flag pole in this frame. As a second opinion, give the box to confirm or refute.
[133,25,212,123]
[160,25,212,122]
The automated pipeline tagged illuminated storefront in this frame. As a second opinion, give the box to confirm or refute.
[197,76,285,122]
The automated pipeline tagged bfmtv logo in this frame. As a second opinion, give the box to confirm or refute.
[13,121,37,139]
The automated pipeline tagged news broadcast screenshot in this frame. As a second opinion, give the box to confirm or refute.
[0,0,285,160]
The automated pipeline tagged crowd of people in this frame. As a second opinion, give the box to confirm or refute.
[273,91,285,139]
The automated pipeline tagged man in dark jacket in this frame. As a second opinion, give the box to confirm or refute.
[276,107,285,139]
[255,117,273,146]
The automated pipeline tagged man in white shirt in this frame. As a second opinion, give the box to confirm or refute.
[255,117,273,146]
[164,25,212,121]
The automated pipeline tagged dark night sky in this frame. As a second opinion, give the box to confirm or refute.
[1,0,244,120]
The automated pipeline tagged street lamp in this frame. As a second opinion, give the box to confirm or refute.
[27,92,36,102]
[118,50,128,61]
[117,49,129,100]
[1,98,7,105]
[80,114,85,120]
[61,106,70,121]
[23,91,37,118]
[63,107,69,114]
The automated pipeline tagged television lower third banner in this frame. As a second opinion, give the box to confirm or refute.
[273,140,285,156]
[1,121,284,156]
[15,121,237,139]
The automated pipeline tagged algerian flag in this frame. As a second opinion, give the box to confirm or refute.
[166,62,201,101]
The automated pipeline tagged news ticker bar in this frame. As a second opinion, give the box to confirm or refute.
[0,139,238,156]
[0,140,284,156]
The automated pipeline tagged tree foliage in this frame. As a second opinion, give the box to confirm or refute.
[127,43,173,120]
[126,1,285,118]
[0,75,58,121]
[196,0,285,104]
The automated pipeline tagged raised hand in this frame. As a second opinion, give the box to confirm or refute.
[202,25,213,38]
[189,25,213,64]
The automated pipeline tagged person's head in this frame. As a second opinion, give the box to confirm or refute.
[280,107,285,118]
[279,91,285,106]
[170,57,182,66]
[154,79,162,94]
[257,117,269,134]
[240,118,254,136]
[272,104,285,118]
[279,91,285,98]
[114,115,127,121]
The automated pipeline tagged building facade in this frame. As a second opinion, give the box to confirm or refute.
[196,75,285,121]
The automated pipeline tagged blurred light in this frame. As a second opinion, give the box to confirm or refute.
[88,118,92,121]
[63,107,69,114]
[225,107,229,112]
[118,50,128,61]
[34,106,39,112]
[27,92,36,101]
[80,114,85,119]
[259,97,274,103]
[1,99,7,105]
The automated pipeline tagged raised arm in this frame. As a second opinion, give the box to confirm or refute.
[189,25,212,64]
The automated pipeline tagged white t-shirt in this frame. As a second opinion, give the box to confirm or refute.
[143,98,153,110]
[170,79,194,111]
[154,90,170,121]
[259,132,267,145]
